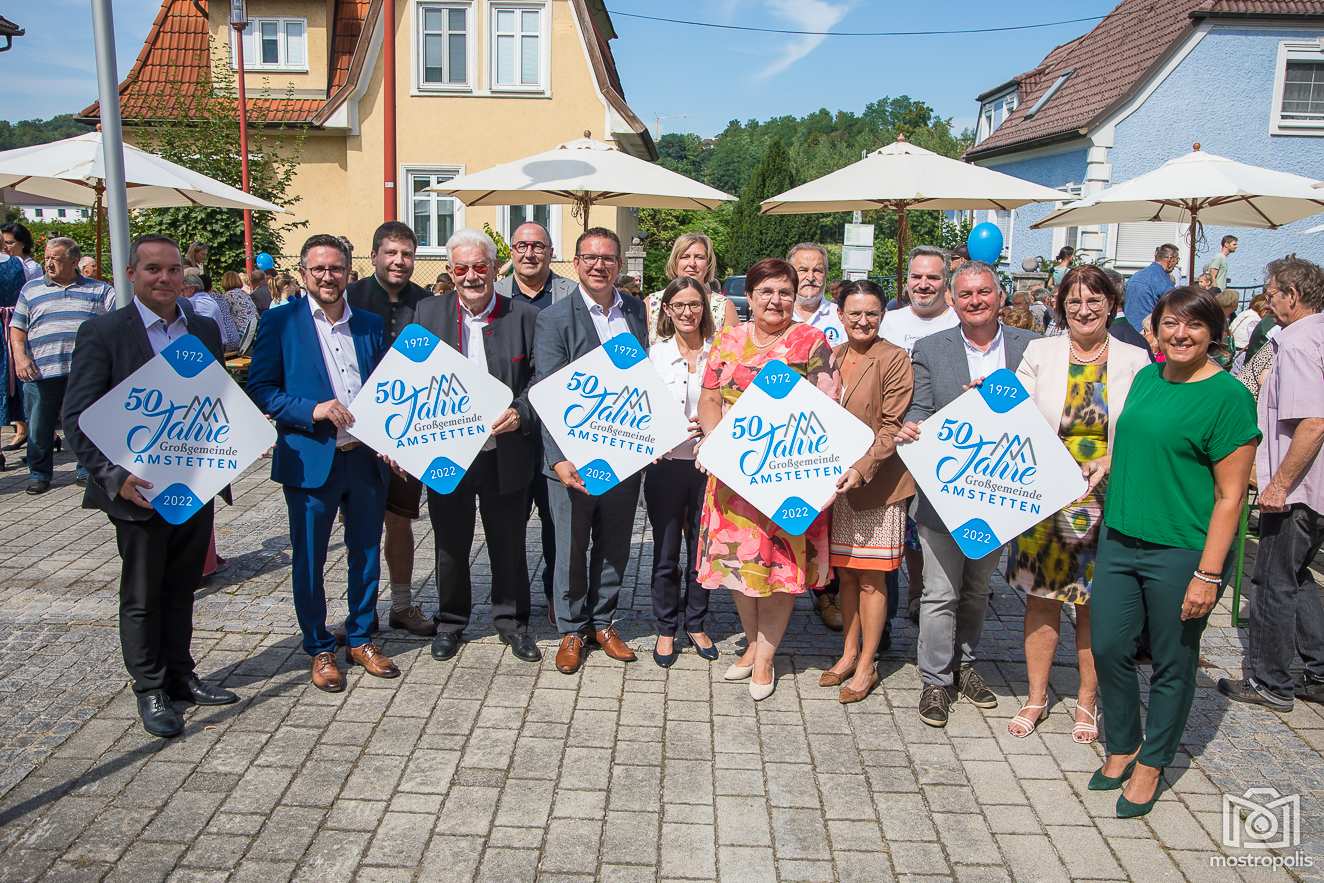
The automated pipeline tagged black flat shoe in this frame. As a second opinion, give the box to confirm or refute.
[431,631,462,661]
[1,438,24,452]
[168,676,239,706]
[686,632,719,661]
[501,631,542,663]
[25,480,49,495]
[653,638,679,668]
[137,690,183,738]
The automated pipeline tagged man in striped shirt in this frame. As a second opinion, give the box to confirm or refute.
[9,237,115,494]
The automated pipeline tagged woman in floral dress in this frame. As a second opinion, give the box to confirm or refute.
[696,257,838,701]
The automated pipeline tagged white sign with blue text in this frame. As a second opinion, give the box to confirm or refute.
[347,323,513,494]
[896,368,1087,559]
[77,334,276,525]
[697,360,874,536]
[529,332,690,495]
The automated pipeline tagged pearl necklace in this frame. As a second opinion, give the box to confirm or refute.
[1070,337,1109,364]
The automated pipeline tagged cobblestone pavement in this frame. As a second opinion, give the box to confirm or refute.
[0,448,1321,882]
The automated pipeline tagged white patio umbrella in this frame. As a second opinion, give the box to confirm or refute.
[1033,144,1324,281]
[427,133,734,232]
[0,131,287,272]
[760,134,1068,295]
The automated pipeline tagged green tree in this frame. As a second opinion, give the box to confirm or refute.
[0,114,87,150]
[727,139,817,274]
[130,42,306,279]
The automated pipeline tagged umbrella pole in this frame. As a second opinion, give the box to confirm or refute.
[1188,208,1198,285]
[94,183,104,280]
[895,205,909,302]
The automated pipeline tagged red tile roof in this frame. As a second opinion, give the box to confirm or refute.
[965,0,1324,161]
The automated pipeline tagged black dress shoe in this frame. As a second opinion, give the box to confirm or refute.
[168,676,239,707]
[653,638,679,668]
[25,480,50,495]
[431,631,462,661]
[137,690,184,738]
[501,631,543,662]
[686,632,719,661]
[1,438,24,452]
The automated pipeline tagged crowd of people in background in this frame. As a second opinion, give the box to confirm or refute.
[4,212,1321,823]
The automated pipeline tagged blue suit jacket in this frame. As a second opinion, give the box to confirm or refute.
[247,294,388,489]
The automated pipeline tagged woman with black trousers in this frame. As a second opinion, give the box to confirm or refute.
[646,276,719,666]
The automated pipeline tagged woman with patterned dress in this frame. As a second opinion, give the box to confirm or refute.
[1006,265,1150,742]
[645,233,737,343]
[696,258,838,701]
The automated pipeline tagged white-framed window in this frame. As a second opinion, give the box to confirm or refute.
[1111,221,1185,271]
[975,90,1018,143]
[417,2,473,89]
[1271,39,1324,134]
[490,3,546,91]
[985,208,1014,261]
[33,208,42,218]
[499,204,560,249]
[232,18,308,72]
[1050,183,1084,256]
[404,167,464,254]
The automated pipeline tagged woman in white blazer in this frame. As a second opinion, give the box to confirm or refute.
[1006,265,1151,743]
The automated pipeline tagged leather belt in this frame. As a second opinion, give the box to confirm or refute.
[336,441,362,452]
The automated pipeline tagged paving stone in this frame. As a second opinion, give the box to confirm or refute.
[660,822,716,879]
[715,795,772,846]
[717,845,776,882]
[994,833,1071,882]
[770,807,831,859]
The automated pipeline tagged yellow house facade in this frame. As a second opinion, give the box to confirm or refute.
[81,0,655,269]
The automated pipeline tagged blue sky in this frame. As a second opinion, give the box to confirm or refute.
[1,0,1119,135]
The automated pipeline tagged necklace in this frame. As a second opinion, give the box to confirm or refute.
[751,323,789,349]
[1070,336,1109,364]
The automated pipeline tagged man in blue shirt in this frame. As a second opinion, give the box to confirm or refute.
[1124,243,1181,328]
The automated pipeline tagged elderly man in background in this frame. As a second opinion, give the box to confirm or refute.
[77,256,98,279]
[1124,243,1180,329]
[8,236,114,494]
[181,269,240,353]
[1219,256,1324,711]
[496,221,576,622]
[897,260,1040,728]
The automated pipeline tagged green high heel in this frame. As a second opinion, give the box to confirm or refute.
[1116,773,1163,819]
[1087,758,1137,791]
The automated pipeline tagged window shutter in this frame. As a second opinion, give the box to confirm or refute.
[1114,221,1181,267]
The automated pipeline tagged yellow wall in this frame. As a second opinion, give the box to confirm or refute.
[208,0,331,96]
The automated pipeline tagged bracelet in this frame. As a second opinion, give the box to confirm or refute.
[1191,571,1221,585]
[1195,567,1223,579]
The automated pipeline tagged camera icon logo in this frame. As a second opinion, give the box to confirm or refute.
[1222,787,1300,850]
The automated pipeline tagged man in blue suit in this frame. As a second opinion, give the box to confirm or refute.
[248,234,398,692]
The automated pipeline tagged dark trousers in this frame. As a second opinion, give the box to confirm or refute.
[284,447,386,656]
[430,449,531,637]
[1092,526,1220,768]
[547,472,641,635]
[1246,504,1324,698]
[25,376,83,482]
[644,457,709,635]
[528,473,557,602]
[112,502,213,695]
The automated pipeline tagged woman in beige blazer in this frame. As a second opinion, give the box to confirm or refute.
[1006,265,1150,743]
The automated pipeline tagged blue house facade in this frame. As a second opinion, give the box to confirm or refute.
[965,0,1324,290]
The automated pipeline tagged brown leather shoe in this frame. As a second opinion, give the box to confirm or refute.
[311,652,344,692]
[814,592,844,631]
[388,605,437,637]
[555,634,586,674]
[593,627,637,662]
[347,643,400,679]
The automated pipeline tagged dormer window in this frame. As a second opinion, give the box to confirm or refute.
[232,18,308,72]
[976,90,1018,143]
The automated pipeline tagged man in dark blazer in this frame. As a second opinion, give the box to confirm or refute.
[247,234,397,693]
[898,261,1040,730]
[415,228,542,663]
[63,234,238,738]
[532,227,647,674]
[346,221,436,638]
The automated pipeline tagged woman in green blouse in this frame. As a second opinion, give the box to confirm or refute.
[1089,287,1259,819]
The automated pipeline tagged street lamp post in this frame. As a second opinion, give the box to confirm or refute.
[231,0,255,275]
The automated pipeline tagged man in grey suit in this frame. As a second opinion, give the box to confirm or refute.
[897,261,1040,728]
[532,227,646,674]
[496,222,577,621]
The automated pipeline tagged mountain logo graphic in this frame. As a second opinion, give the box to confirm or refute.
[991,433,1037,467]
[431,373,469,399]
[188,396,230,424]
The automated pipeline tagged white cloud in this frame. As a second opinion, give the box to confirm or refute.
[755,0,852,80]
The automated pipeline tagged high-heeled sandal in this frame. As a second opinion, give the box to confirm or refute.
[1072,702,1099,744]
[1007,701,1048,738]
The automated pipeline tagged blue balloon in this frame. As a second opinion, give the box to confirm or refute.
[255,251,275,271]
[966,223,1004,265]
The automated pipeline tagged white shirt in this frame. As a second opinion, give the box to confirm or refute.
[134,297,189,355]
[308,294,362,446]
[879,306,960,354]
[648,335,710,460]
[792,298,846,347]
[460,293,499,452]
[581,288,630,343]
[962,325,1006,381]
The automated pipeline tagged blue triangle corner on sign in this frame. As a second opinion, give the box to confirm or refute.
[420,456,466,494]
[751,360,800,400]
[161,334,214,379]
[772,496,819,536]
[392,323,441,363]
[151,482,205,525]
[601,333,647,370]
[577,458,620,495]
[952,518,1003,559]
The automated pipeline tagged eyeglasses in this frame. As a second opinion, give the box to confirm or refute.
[667,301,704,314]
[751,287,794,302]
[575,254,619,266]
[303,265,347,277]
[513,241,549,255]
[1064,297,1107,312]
[451,262,490,277]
